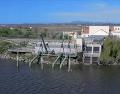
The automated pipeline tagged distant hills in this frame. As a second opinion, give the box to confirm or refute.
[0,21,120,26]
[70,21,120,26]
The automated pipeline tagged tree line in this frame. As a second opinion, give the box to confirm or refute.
[0,28,34,38]
[0,28,71,40]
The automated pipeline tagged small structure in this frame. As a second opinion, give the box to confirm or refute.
[33,33,84,71]
[81,35,103,65]
[83,43,102,65]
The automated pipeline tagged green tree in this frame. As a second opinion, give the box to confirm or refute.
[100,37,120,65]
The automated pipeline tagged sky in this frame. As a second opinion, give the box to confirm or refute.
[0,0,120,24]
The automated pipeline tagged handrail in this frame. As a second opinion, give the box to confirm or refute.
[29,55,38,67]
[52,55,61,69]
[60,55,67,69]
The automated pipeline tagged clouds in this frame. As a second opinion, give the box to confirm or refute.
[51,9,120,22]
[52,8,120,18]
[49,0,120,22]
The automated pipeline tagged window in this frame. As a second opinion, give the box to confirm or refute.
[93,47,99,53]
[86,46,92,53]
[92,57,99,64]
[84,56,91,63]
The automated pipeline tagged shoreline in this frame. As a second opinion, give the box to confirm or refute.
[0,54,120,66]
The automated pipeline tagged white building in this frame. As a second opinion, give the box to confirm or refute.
[110,26,120,38]
[83,43,102,65]
[81,26,110,37]
[81,25,120,38]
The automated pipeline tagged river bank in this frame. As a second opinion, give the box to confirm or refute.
[1,53,120,67]
[0,54,30,63]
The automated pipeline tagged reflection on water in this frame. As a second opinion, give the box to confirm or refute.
[0,59,120,94]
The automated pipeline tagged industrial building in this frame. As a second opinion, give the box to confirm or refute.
[81,25,120,38]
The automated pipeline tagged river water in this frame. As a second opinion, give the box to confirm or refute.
[0,59,120,94]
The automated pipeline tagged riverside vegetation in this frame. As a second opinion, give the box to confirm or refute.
[0,28,71,40]
[100,37,120,65]
[0,40,34,62]
[0,40,15,54]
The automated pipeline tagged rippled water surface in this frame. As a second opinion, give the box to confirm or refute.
[0,59,120,94]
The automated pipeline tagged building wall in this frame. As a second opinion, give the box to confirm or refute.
[110,26,120,38]
[89,26,109,36]
[109,26,114,32]
[113,26,120,32]
[81,26,89,34]
[81,25,120,38]
[81,26,89,37]
[83,43,102,65]
[111,32,120,38]
[81,34,89,37]
[81,26,110,37]
[76,38,83,52]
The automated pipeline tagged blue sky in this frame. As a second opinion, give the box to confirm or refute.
[0,0,120,23]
